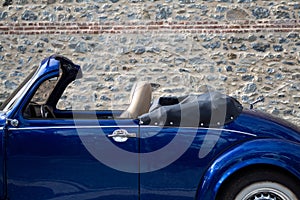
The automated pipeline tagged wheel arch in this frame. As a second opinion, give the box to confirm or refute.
[195,139,300,200]
[215,164,300,200]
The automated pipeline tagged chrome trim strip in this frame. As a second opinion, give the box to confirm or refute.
[10,126,256,137]
[208,128,257,137]
[142,126,257,137]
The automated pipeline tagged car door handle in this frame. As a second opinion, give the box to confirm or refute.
[108,129,137,142]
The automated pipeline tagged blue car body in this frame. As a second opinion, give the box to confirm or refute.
[0,55,299,200]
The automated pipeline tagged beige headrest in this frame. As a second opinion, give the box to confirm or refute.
[120,81,152,119]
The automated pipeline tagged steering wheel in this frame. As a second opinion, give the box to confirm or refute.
[40,105,55,118]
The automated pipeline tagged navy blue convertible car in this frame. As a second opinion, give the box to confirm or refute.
[0,55,299,200]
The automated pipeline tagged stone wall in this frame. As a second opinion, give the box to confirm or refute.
[0,0,300,125]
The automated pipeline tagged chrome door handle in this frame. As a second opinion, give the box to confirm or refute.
[108,129,137,142]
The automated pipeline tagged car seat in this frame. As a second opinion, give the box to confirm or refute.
[120,81,152,119]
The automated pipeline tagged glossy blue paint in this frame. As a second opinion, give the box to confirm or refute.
[197,139,300,200]
[7,118,139,200]
[139,126,256,200]
[0,55,300,200]
[226,110,300,142]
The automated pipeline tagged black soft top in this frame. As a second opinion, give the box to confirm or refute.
[139,92,243,128]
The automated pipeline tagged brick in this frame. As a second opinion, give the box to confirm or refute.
[136,26,147,30]
[102,26,112,30]
[0,27,9,31]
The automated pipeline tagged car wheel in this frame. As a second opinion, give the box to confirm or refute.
[217,169,300,200]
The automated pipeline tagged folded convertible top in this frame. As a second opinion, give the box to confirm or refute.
[139,92,243,128]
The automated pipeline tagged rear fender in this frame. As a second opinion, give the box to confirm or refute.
[196,139,300,200]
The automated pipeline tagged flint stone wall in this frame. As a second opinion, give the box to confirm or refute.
[0,0,300,125]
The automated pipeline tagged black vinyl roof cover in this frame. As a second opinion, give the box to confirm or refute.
[139,92,243,128]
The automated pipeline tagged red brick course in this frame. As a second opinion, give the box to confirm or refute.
[0,20,299,35]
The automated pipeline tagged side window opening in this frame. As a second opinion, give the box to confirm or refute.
[56,79,125,120]
[31,79,58,105]
[23,77,59,119]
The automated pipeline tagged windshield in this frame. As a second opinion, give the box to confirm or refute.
[0,69,37,111]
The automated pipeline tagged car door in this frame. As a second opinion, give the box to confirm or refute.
[138,125,232,200]
[6,117,139,200]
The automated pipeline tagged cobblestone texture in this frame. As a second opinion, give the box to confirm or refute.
[0,0,300,126]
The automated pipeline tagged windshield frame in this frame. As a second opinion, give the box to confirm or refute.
[0,68,37,112]
[0,55,82,116]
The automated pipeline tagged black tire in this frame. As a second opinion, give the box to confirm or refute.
[217,169,300,200]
